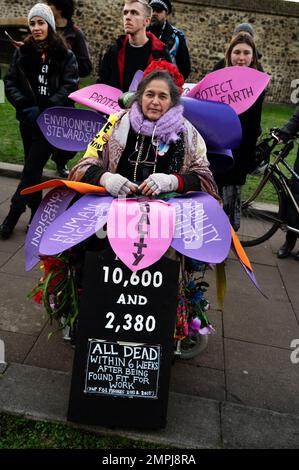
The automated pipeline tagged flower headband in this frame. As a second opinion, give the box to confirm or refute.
[143,60,185,95]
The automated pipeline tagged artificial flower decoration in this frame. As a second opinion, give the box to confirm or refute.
[143,59,185,94]
[28,252,80,336]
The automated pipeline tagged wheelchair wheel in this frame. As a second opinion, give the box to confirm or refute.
[239,173,286,247]
[176,333,208,360]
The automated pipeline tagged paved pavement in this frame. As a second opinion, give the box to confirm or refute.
[0,165,299,449]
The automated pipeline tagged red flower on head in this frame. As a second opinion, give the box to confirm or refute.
[143,60,184,95]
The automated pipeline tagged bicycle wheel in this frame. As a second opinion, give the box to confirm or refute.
[239,173,286,247]
[176,333,208,360]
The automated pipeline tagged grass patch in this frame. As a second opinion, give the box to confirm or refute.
[0,413,166,449]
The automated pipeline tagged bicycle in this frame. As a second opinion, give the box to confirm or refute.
[238,129,299,247]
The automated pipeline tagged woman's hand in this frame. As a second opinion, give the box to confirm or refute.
[12,40,24,49]
[99,172,138,196]
[138,173,178,196]
[23,106,40,125]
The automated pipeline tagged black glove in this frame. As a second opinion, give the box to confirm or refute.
[23,106,40,125]
[274,128,292,143]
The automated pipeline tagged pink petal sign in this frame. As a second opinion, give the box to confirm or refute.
[187,66,271,115]
[107,199,175,272]
[69,84,122,114]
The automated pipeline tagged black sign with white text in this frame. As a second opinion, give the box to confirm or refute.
[67,247,180,428]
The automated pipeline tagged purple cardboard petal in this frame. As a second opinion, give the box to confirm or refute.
[39,194,113,256]
[207,147,234,174]
[129,70,143,92]
[169,192,231,263]
[25,187,77,271]
[238,259,267,298]
[37,107,106,151]
[181,96,242,149]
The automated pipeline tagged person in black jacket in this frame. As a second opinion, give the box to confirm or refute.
[47,0,92,177]
[147,0,191,79]
[97,0,171,92]
[47,0,92,78]
[214,33,265,231]
[275,106,299,260]
[0,3,79,240]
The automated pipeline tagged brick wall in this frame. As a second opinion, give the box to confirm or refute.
[0,0,298,103]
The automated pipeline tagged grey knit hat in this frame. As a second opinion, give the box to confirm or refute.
[28,3,56,31]
[233,23,254,37]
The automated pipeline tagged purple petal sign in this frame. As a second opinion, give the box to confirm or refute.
[181,96,242,149]
[129,70,143,92]
[169,192,231,263]
[25,187,77,271]
[37,107,106,151]
[39,194,113,256]
[207,147,234,174]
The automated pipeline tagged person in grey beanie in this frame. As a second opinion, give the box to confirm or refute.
[28,2,56,31]
[1,2,79,240]
[234,22,255,37]
[214,21,263,71]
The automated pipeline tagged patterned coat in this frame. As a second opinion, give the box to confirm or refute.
[69,111,219,201]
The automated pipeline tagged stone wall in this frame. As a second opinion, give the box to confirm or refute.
[0,0,299,103]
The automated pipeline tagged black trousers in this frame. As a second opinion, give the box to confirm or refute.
[51,148,76,166]
[286,148,299,244]
[10,122,53,214]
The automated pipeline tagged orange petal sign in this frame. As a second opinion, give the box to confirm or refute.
[20,179,106,195]
[231,227,253,271]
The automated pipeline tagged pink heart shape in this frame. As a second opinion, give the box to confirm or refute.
[107,199,175,272]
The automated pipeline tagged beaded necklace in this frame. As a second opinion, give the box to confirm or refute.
[132,126,158,183]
